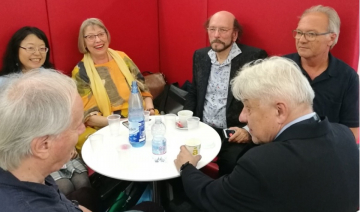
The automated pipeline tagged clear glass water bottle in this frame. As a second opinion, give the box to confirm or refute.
[128,81,146,147]
[151,117,167,162]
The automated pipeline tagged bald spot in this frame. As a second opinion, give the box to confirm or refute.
[209,11,236,27]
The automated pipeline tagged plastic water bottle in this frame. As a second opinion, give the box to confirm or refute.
[128,81,146,147]
[151,117,167,162]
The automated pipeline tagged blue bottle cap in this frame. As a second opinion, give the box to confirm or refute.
[131,81,138,93]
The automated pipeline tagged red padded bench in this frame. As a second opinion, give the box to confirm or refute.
[200,157,219,179]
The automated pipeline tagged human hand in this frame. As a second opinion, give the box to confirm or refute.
[174,146,202,172]
[144,97,155,115]
[228,127,251,143]
[79,205,92,212]
[149,109,155,115]
[70,148,78,159]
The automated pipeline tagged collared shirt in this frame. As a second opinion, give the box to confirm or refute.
[275,112,316,139]
[0,77,5,85]
[284,53,359,128]
[203,43,242,128]
[0,168,82,211]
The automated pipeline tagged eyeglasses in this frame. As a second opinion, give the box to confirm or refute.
[20,46,48,54]
[292,30,332,41]
[84,32,107,41]
[207,27,233,34]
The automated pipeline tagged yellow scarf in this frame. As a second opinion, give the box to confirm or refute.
[83,48,135,116]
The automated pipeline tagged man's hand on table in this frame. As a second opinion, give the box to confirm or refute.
[79,205,92,212]
[174,146,202,172]
[228,127,252,143]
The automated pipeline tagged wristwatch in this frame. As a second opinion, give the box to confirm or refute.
[179,161,191,175]
[71,200,79,207]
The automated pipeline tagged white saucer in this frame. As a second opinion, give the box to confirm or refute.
[202,141,215,149]
[175,125,188,130]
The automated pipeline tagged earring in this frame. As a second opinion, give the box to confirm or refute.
[15,63,18,66]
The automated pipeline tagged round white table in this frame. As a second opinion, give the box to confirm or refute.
[81,116,221,202]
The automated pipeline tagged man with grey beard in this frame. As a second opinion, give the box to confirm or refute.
[184,11,267,175]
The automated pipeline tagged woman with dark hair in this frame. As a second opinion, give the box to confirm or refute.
[0,26,53,75]
[0,26,99,212]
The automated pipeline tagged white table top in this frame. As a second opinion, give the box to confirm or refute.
[82,116,221,182]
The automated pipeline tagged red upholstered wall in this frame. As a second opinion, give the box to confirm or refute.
[159,0,359,85]
[207,0,359,67]
[0,0,358,85]
[158,0,208,84]
[0,0,53,67]
[46,0,159,75]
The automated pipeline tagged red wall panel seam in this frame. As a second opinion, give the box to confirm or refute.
[157,0,161,73]
[44,0,55,68]
[206,0,209,43]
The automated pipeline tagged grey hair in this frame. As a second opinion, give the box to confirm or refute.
[78,18,111,54]
[302,5,340,49]
[231,57,314,109]
[0,69,78,170]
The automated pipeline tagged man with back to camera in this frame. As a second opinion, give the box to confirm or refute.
[0,69,93,212]
[184,10,268,175]
[285,5,359,141]
[0,69,164,212]
[175,57,359,212]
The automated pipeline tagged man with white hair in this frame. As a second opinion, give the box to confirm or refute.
[0,70,92,211]
[174,57,359,212]
[285,5,359,141]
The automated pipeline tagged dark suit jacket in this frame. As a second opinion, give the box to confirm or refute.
[184,43,268,128]
[181,117,359,212]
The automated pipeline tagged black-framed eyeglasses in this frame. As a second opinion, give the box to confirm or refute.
[292,30,332,41]
[20,46,48,54]
[207,27,233,34]
[84,31,107,41]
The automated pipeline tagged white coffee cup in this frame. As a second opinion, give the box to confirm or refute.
[185,138,201,156]
[177,110,193,128]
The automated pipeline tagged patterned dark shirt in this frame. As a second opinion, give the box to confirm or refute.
[203,43,241,128]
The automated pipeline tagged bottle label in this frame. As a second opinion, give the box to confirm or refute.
[129,120,145,143]
[152,137,167,155]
